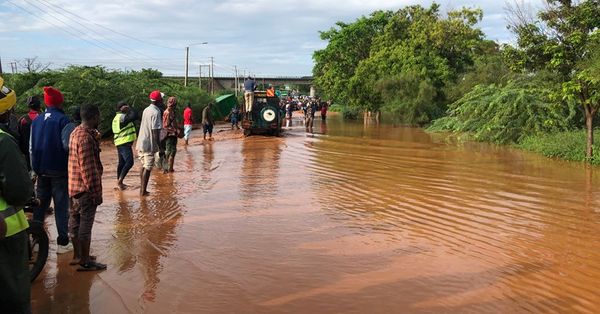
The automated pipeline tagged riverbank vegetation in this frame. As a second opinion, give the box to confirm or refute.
[313,0,600,163]
[5,66,212,134]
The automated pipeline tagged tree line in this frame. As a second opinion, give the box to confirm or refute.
[312,1,600,162]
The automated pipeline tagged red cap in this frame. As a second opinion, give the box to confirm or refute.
[149,90,162,101]
[43,86,64,107]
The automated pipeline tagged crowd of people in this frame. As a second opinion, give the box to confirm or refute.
[0,76,220,313]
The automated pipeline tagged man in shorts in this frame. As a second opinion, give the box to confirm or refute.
[136,90,163,196]
[202,103,214,140]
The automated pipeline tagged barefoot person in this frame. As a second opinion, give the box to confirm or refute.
[68,104,106,271]
[112,101,137,190]
[136,91,163,196]
[162,96,179,173]
[202,102,214,140]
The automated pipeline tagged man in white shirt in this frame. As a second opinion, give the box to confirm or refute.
[136,90,163,196]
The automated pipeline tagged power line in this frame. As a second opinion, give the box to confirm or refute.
[6,0,142,63]
[29,0,177,66]
[36,0,180,51]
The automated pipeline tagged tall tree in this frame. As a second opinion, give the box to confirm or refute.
[504,0,600,159]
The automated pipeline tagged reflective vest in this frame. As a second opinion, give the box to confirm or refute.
[112,113,137,146]
[0,129,29,238]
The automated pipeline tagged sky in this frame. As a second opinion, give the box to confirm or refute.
[0,0,543,77]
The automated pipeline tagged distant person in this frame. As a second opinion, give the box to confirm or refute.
[68,104,106,271]
[305,101,314,130]
[17,95,42,169]
[230,105,240,130]
[202,103,214,140]
[112,101,138,190]
[0,76,34,313]
[61,106,81,151]
[30,86,73,254]
[162,96,179,173]
[266,85,275,97]
[136,90,163,196]
[243,76,257,119]
[320,101,329,121]
[183,103,193,146]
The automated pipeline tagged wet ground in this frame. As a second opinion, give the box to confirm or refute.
[32,113,600,313]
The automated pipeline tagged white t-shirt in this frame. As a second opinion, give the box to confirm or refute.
[136,104,162,153]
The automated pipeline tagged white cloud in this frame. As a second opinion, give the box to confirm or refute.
[0,0,545,76]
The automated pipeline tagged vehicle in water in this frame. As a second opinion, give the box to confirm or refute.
[242,91,283,136]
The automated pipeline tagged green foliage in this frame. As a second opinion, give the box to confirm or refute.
[6,66,212,135]
[519,130,600,164]
[313,3,488,123]
[375,72,440,125]
[428,77,575,143]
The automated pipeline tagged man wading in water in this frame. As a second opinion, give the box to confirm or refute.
[136,91,163,196]
[112,101,138,190]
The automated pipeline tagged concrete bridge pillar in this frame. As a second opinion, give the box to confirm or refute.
[310,86,316,98]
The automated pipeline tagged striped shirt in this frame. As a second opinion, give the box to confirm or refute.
[68,125,103,204]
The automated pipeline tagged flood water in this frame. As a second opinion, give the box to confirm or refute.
[32,114,600,313]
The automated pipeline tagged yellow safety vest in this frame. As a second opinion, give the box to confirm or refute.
[112,113,137,146]
[0,129,29,238]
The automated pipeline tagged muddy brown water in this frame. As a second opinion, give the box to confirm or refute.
[31,115,600,313]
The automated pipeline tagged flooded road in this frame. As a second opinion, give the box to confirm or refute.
[32,115,600,313]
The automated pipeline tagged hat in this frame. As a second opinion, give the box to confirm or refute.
[43,86,64,107]
[149,90,162,101]
[167,96,177,107]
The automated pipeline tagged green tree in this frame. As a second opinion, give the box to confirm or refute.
[312,11,393,106]
[503,0,600,159]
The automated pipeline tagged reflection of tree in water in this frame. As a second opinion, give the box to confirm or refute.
[240,138,283,204]
[113,175,183,304]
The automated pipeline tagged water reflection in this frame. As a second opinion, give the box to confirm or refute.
[240,137,283,205]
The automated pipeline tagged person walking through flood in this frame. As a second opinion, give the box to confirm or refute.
[305,101,314,130]
[243,76,257,119]
[30,86,73,254]
[17,95,41,169]
[136,90,163,197]
[162,96,179,173]
[0,76,34,313]
[68,104,106,271]
[183,103,193,146]
[230,105,240,129]
[320,100,329,121]
[113,101,138,190]
[202,103,214,140]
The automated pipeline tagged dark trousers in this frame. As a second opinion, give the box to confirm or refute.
[0,231,31,314]
[33,175,69,246]
[117,143,134,180]
[69,192,98,243]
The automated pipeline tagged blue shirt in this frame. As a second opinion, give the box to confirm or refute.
[244,79,256,92]
[30,107,71,176]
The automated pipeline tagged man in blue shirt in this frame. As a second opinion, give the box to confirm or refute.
[243,76,257,119]
[30,86,73,254]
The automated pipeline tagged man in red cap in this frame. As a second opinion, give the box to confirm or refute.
[136,90,163,196]
[30,86,73,253]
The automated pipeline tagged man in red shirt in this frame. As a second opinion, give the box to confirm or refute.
[68,104,106,271]
[183,103,193,145]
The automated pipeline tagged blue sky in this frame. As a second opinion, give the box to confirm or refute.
[0,0,542,77]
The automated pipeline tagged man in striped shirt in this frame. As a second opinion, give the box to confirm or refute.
[68,104,106,271]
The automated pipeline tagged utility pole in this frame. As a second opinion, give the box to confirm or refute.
[0,56,3,74]
[184,46,189,87]
[10,62,17,74]
[234,65,238,98]
[198,64,202,89]
[210,56,214,95]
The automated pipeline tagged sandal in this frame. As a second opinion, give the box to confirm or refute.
[69,255,97,265]
[77,261,107,272]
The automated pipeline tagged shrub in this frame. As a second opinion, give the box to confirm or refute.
[519,130,600,164]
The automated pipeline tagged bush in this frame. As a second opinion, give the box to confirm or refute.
[6,66,213,135]
[428,78,576,143]
[519,130,600,164]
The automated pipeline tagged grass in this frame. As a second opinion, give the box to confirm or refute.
[518,130,600,165]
